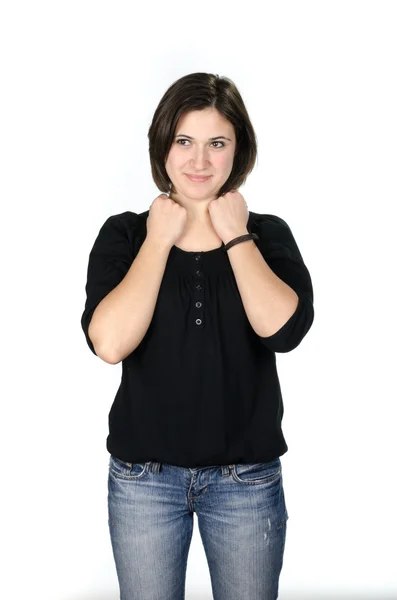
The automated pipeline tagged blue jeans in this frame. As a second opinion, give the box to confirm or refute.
[108,455,289,600]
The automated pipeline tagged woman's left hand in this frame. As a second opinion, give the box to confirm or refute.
[208,189,249,244]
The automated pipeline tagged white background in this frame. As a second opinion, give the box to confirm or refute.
[1,1,396,599]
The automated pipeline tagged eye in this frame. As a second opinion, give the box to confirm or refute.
[176,139,225,148]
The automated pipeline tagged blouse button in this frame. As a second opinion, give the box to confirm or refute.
[196,270,201,276]
[195,302,202,308]
[195,255,201,261]
[196,284,202,291]
[196,318,202,325]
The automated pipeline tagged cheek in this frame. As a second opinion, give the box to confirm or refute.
[166,149,184,169]
[216,154,234,171]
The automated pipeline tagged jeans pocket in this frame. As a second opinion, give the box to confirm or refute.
[109,455,149,481]
[231,458,282,485]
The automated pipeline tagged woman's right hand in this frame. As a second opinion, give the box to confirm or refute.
[146,194,188,248]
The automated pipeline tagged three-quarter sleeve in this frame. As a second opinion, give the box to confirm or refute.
[81,212,140,355]
[253,214,314,353]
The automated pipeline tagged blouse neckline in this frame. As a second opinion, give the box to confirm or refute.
[171,243,225,255]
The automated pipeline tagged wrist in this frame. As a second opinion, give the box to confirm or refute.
[222,229,249,245]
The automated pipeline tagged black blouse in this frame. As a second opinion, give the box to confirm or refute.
[81,209,314,468]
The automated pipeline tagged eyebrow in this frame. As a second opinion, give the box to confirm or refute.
[175,134,232,141]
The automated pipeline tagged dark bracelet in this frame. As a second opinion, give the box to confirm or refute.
[223,232,259,252]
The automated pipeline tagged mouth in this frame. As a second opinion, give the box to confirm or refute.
[185,174,212,183]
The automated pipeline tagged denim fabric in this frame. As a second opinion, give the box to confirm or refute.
[108,456,289,599]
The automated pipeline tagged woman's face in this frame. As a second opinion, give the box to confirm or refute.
[165,107,236,203]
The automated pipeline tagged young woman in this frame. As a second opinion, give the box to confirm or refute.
[81,72,314,599]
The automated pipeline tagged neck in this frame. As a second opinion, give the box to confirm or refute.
[169,192,215,228]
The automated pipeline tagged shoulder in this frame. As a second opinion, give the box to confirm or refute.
[248,211,303,260]
[249,211,290,231]
[100,210,142,231]
[98,210,148,238]
[91,210,148,255]
[249,211,292,243]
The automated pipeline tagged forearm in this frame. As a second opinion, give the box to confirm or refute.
[88,237,171,363]
[226,233,299,338]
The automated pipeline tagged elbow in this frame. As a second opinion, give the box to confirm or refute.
[95,345,122,365]
[82,308,122,363]
[87,322,121,364]
[94,337,136,364]
[89,332,138,364]
[258,296,314,353]
[92,338,124,364]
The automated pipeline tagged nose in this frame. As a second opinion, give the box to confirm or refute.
[191,147,210,169]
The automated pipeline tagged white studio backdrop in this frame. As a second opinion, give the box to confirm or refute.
[1,1,396,599]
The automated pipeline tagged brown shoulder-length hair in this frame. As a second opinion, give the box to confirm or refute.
[147,72,258,197]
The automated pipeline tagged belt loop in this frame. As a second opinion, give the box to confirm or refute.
[149,462,161,473]
[222,465,233,476]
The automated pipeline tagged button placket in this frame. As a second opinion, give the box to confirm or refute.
[194,254,204,326]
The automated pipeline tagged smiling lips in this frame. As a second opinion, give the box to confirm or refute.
[185,174,212,182]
